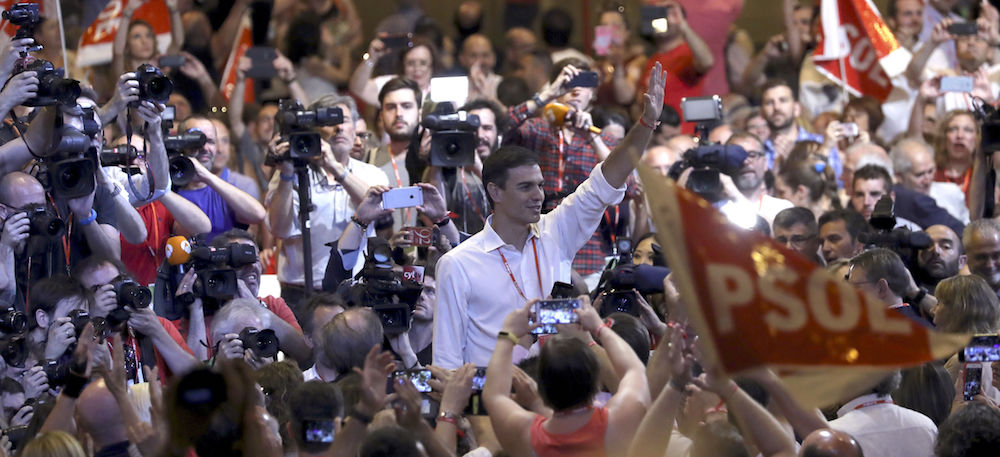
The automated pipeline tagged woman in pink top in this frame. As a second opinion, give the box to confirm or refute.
[483,297,651,457]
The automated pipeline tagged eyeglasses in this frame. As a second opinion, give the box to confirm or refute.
[775,234,815,246]
[746,150,766,159]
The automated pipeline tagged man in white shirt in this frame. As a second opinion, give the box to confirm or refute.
[266,94,389,319]
[726,132,794,226]
[890,138,969,223]
[829,372,938,457]
[433,62,667,368]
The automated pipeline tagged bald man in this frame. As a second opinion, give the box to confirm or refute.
[460,34,502,101]
[76,379,130,456]
[502,27,537,75]
[915,224,966,289]
[890,138,968,223]
[642,145,679,177]
[800,429,864,457]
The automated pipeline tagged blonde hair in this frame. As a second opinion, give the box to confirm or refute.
[933,110,979,169]
[933,275,1000,333]
[20,431,86,457]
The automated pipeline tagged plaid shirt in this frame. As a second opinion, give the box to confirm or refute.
[502,101,623,275]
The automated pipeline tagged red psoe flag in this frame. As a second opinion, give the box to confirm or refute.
[220,11,254,103]
[812,0,911,102]
[76,0,173,67]
[637,165,968,407]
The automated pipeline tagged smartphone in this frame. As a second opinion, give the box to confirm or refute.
[964,363,983,401]
[567,71,600,88]
[681,95,723,123]
[245,46,277,79]
[405,226,435,247]
[940,76,974,93]
[532,298,581,335]
[429,76,469,107]
[593,25,615,56]
[159,54,186,68]
[471,366,487,391]
[841,122,860,137]
[381,33,413,50]
[382,186,423,209]
[161,105,176,123]
[959,334,1000,362]
[302,418,335,444]
[390,369,433,393]
[640,6,669,36]
[948,22,978,36]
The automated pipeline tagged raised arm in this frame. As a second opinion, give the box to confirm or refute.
[673,9,713,74]
[159,192,211,235]
[696,369,797,457]
[211,0,252,67]
[627,327,689,457]
[190,158,266,225]
[348,38,389,107]
[229,57,251,141]
[905,20,954,86]
[165,0,184,55]
[603,62,666,188]
[112,0,144,77]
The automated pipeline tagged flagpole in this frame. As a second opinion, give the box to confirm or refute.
[54,0,68,76]
[838,53,849,108]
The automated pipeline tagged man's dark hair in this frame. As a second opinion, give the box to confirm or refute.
[284,14,322,64]
[657,104,681,129]
[843,96,884,135]
[298,292,346,337]
[818,209,871,243]
[593,106,630,131]
[852,164,893,194]
[773,207,818,232]
[761,78,797,101]
[28,276,92,328]
[255,360,304,452]
[71,255,129,281]
[934,401,1000,457]
[893,363,954,426]
[550,57,591,83]
[538,334,600,411]
[289,381,344,454]
[481,145,540,207]
[360,426,421,457]
[541,8,573,47]
[461,99,507,134]
[497,76,532,107]
[849,250,910,298]
[211,228,256,248]
[321,308,383,375]
[608,312,650,364]
[377,77,423,110]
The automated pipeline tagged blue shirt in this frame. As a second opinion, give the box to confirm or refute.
[178,168,240,240]
[764,126,843,186]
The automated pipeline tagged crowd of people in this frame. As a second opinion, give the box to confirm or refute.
[0,0,999,456]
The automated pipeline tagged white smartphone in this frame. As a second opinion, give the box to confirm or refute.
[940,76,973,93]
[382,186,423,209]
[430,76,469,107]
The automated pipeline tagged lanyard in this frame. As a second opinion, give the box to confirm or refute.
[498,238,543,301]
[556,129,566,193]
[144,202,160,259]
[604,206,620,250]
[853,398,892,410]
[461,169,486,223]
[47,195,73,271]
[389,153,412,222]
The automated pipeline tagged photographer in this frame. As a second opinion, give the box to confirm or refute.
[175,229,309,366]
[266,94,388,312]
[25,276,92,373]
[72,255,198,379]
[175,115,266,238]
[726,131,794,225]
[209,298,281,368]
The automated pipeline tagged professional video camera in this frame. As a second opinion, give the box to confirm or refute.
[269,99,343,163]
[4,3,41,51]
[164,130,207,187]
[133,63,173,106]
[239,327,279,359]
[186,241,258,312]
[343,238,422,334]
[594,256,670,317]
[667,144,748,203]
[858,195,931,272]
[422,105,480,167]
[36,110,101,199]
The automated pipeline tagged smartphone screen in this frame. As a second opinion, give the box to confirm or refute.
[381,33,413,49]
[471,367,487,391]
[245,46,277,79]
[302,419,335,443]
[391,369,433,393]
[964,364,983,400]
[593,25,615,56]
[535,299,580,327]
[960,334,1000,362]
[948,22,978,36]
[940,76,973,93]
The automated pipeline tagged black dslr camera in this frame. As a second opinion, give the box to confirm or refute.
[422,106,480,167]
[24,203,65,239]
[858,195,931,272]
[270,99,343,163]
[103,274,153,331]
[240,327,279,359]
[343,238,422,334]
[133,64,173,106]
[4,3,41,51]
[0,306,26,335]
[100,144,139,169]
[668,144,748,203]
[18,59,81,107]
[164,130,207,187]
[36,109,101,199]
[0,334,27,368]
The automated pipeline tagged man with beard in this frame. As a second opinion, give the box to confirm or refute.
[759,79,835,175]
[963,219,1000,299]
[725,131,793,225]
[368,78,423,230]
[176,116,266,239]
[266,94,389,317]
[916,224,966,290]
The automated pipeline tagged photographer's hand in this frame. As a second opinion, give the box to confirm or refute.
[45,317,76,359]
[100,72,139,125]
[126,306,162,336]
[21,365,49,399]
[1,211,29,251]
[0,71,38,115]
[92,284,117,318]
[271,140,294,177]
[216,333,245,362]
[355,185,393,224]
[0,37,34,80]
[388,331,419,369]
[537,64,580,106]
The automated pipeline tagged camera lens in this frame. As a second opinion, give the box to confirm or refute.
[0,309,27,335]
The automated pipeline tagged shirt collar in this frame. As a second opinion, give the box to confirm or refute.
[481,215,540,252]
[837,393,892,418]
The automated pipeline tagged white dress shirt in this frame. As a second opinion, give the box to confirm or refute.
[929,182,970,224]
[433,163,626,368]
[265,158,388,288]
[829,394,937,457]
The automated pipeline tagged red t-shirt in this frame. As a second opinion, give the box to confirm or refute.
[172,295,302,358]
[121,201,175,285]
[642,43,706,135]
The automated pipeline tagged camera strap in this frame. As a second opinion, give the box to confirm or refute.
[604,207,620,251]
[47,194,72,271]
[497,238,543,302]
[556,130,566,193]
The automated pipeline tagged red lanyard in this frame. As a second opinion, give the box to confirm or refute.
[145,202,160,259]
[556,129,566,193]
[461,169,486,223]
[390,153,412,222]
[853,398,892,410]
[498,238,543,301]
[47,195,73,270]
[604,206,620,249]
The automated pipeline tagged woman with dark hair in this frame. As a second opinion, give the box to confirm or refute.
[111,0,184,77]
[350,34,440,108]
[483,297,650,456]
[892,362,954,426]
[774,141,840,219]
[632,232,665,267]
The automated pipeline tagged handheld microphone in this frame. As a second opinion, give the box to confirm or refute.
[165,236,192,266]
[542,102,602,134]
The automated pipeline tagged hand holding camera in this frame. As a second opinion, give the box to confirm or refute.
[126,306,162,336]
[538,64,582,103]
[501,299,540,340]
[45,317,76,359]
[0,37,35,77]
[21,365,48,399]
[355,185,394,224]
[0,70,38,109]
[92,283,118,318]
[1,211,30,249]
[216,333,246,362]
[440,363,476,415]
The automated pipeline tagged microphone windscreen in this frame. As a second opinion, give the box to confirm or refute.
[165,236,192,265]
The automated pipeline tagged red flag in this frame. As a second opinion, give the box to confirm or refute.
[219,12,254,103]
[638,165,967,407]
[76,0,173,68]
[812,0,911,102]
